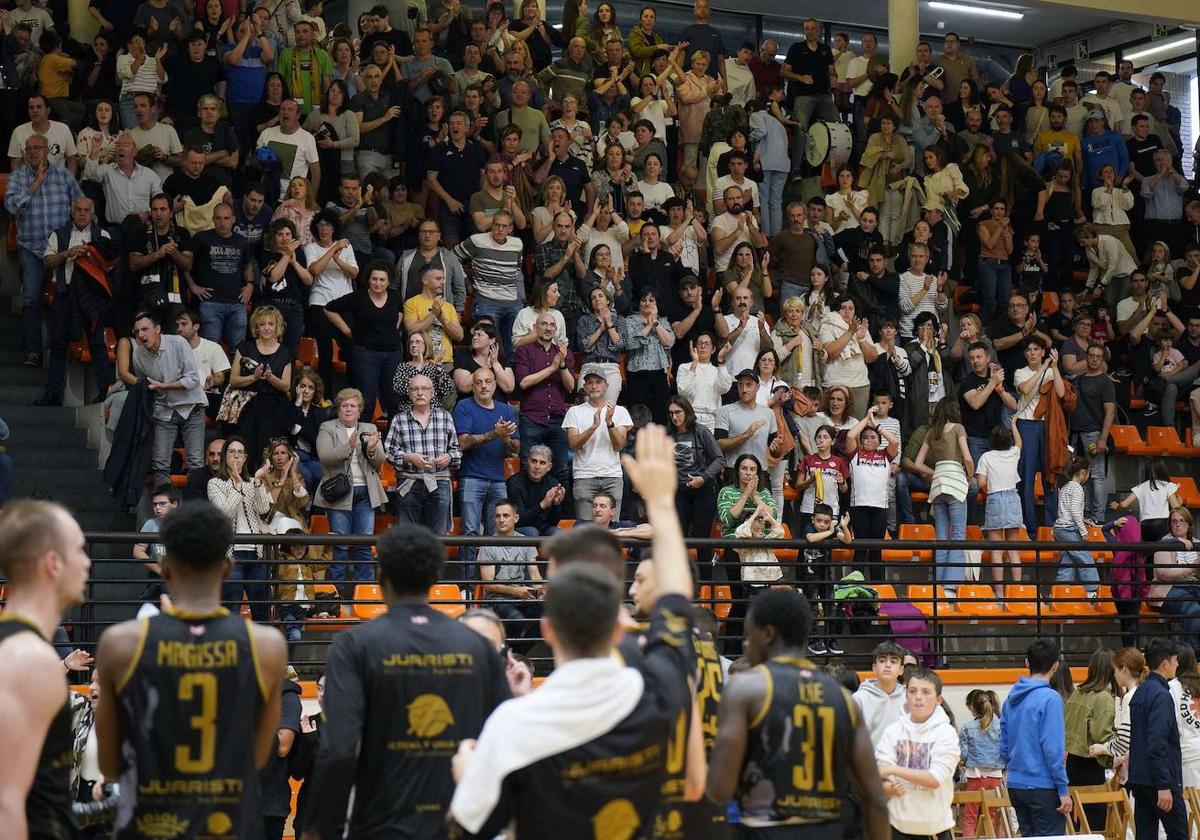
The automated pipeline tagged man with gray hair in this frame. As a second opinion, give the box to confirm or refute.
[539,36,593,107]
[384,373,462,534]
[506,444,566,537]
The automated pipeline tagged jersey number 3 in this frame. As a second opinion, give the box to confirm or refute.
[176,672,218,774]
[791,704,836,793]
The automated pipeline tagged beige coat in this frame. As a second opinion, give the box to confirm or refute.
[314,419,388,510]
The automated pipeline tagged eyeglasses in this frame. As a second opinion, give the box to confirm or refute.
[227,449,247,457]
[668,409,684,416]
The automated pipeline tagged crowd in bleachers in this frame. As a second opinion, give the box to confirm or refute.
[5,0,1200,646]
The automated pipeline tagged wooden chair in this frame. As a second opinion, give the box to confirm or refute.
[952,789,992,839]
[1183,787,1200,838]
[980,785,1017,838]
[1069,783,1132,840]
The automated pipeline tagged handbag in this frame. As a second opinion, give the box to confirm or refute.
[216,388,256,424]
[318,427,362,504]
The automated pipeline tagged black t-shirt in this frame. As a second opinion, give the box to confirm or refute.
[191,230,252,303]
[183,122,240,188]
[1071,371,1116,434]
[547,154,591,207]
[306,604,509,839]
[258,248,309,308]
[359,28,413,63]
[670,305,717,372]
[162,170,220,206]
[325,288,405,352]
[235,339,294,394]
[164,53,222,112]
[135,223,193,306]
[426,139,489,204]
[957,372,1002,439]
[1126,134,1165,179]
[1179,335,1200,367]
[834,227,883,279]
[258,679,302,817]
[990,319,1025,385]
[783,40,833,98]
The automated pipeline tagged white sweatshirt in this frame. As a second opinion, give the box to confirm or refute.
[876,705,960,836]
[853,678,907,744]
[676,362,735,431]
[1170,679,1200,788]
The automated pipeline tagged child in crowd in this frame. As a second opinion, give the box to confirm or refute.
[867,391,904,533]
[854,640,908,743]
[975,416,1023,599]
[133,481,180,601]
[1110,459,1182,542]
[794,424,850,535]
[958,689,1006,837]
[1052,456,1100,598]
[1045,288,1077,344]
[845,405,899,576]
[876,668,960,840]
[1015,229,1048,303]
[734,498,786,586]
[801,503,852,656]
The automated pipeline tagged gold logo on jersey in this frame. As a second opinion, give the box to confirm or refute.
[134,813,190,838]
[592,798,639,840]
[205,812,233,835]
[407,694,455,737]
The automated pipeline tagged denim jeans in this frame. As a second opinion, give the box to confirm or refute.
[351,346,401,420]
[976,258,1012,327]
[519,415,570,485]
[395,478,452,535]
[932,493,967,592]
[150,406,206,485]
[760,170,787,236]
[896,471,930,525]
[473,297,524,360]
[780,281,810,307]
[297,449,323,495]
[222,549,269,622]
[1016,419,1057,536]
[459,476,507,579]
[572,475,623,520]
[328,485,376,599]
[1052,526,1099,593]
[45,282,113,399]
[1161,360,1200,425]
[1072,430,1108,522]
[966,435,990,523]
[1008,787,1066,838]
[18,246,46,355]
[1165,585,1200,653]
[199,300,248,351]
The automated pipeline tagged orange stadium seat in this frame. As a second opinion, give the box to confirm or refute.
[352,584,386,620]
[1002,584,1039,616]
[1108,425,1144,453]
[955,584,1003,618]
[907,584,954,617]
[1174,476,1200,508]
[429,584,466,618]
[1049,585,1096,619]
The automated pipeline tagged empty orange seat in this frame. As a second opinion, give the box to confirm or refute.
[1086,525,1112,563]
[352,584,386,619]
[1108,425,1144,453]
[907,584,954,617]
[1049,585,1096,618]
[1093,586,1118,617]
[296,336,318,369]
[380,461,397,489]
[711,585,733,620]
[373,514,396,534]
[1173,476,1200,508]
[956,584,1003,617]
[429,584,466,618]
[1130,426,1194,457]
[1035,527,1061,561]
[884,524,934,563]
[504,456,521,479]
[1003,583,1039,616]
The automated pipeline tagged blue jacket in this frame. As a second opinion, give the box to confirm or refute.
[1128,672,1183,790]
[1081,129,1129,188]
[999,676,1069,794]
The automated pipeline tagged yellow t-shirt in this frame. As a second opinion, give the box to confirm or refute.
[402,295,460,365]
[39,53,74,100]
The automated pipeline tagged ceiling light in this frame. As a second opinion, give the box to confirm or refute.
[1123,37,1193,62]
[927,2,1024,19]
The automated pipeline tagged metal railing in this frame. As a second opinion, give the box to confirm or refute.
[59,533,1181,675]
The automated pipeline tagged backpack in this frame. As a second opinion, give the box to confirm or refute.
[834,571,880,636]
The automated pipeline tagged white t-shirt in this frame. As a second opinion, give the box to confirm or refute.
[714,175,760,212]
[189,337,232,392]
[637,180,675,212]
[711,212,750,272]
[850,449,891,508]
[563,402,632,478]
[1132,480,1180,520]
[8,120,77,167]
[630,97,669,139]
[129,122,183,180]
[826,190,869,234]
[722,313,766,375]
[1115,295,1143,325]
[725,59,756,108]
[1013,365,1057,420]
[659,224,699,274]
[304,242,358,307]
[256,125,320,196]
[976,447,1021,493]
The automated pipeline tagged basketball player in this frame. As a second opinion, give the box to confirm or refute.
[448,424,696,839]
[95,501,287,839]
[630,556,729,839]
[300,524,510,840]
[0,500,91,839]
[707,588,890,839]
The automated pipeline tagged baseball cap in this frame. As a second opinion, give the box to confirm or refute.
[734,368,758,382]
[679,274,701,288]
[582,370,607,381]
[1086,109,1106,121]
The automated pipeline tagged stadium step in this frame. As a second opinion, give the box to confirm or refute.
[1,405,85,427]
[0,384,46,405]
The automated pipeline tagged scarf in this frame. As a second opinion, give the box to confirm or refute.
[287,47,322,114]
[449,657,645,833]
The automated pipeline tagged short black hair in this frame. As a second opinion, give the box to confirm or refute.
[1146,636,1179,671]
[151,482,181,503]
[376,524,444,596]
[544,524,624,581]
[872,640,907,661]
[1026,638,1060,674]
[747,588,812,648]
[160,501,233,572]
[812,503,834,519]
[913,311,939,331]
[545,563,621,657]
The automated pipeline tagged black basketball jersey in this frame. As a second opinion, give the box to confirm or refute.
[112,608,266,840]
[738,656,860,830]
[305,603,510,840]
[0,618,77,840]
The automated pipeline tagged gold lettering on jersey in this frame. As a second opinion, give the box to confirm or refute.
[138,778,245,796]
[407,694,455,738]
[795,683,825,705]
[382,652,474,668]
[592,798,639,840]
[134,813,190,838]
[386,738,458,752]
[563,744,662,779]
[155,640,239,669]
[776,794,842,810]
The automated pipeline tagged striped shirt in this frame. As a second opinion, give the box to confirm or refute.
[384,408,462,479]
[3,164,83,252]
[1053,479,1088,536]
[453,232,524,304]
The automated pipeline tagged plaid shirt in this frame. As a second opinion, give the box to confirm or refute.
[533,238,584,315]
[4,164,82,253]
[384,407,462,478]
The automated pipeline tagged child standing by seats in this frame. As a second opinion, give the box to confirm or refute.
[853,639,908,744]
[975,416,1023,599]
[1052,456,1100,598]
[959,689,1006,837]
[845,405,899,578]
[800,502,853,656]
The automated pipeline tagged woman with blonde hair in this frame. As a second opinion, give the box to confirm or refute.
[263,436,310,528]
[674,49,718,168]
[771,296,816,389]
[315,387,387,597]
[226,305,295,465]
[272,176,320,247]
[531,176,576,244]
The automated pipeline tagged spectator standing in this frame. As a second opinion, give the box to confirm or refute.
[1063,648,1117,829]
[932,32,981,101]
[781,18,836,168]
[453,210,525,357]
[222,16,277,153]
[454,367,519,576]
[384,374,462,533]
[819,297,879,419]
[794,423,850,531]
[315,388,386,597]
[403,264,464,377]
[1070,344,1116,522]
[1127,638,1186,840]
[913,396,973,595]
[958,689,1006,836]
[677,332,734,431]
[975,419,1024,598]
[226,306,295,471]
[1110,461,1182,543]
[621,289,675,425]
[256,99,321,201]
[5,133,82,368]
[175,308,229,416]
[715,370,778,468]
[207,435,273,619]
[564,371,631,520]
[187,202,256,350]
[1013,338,1064,536]
[131,310,207,484]
[506,445,565,537]
[1000,639,1071,837]
[845,407,898,571]
[513,312,574,484]
[665,394,724,581]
